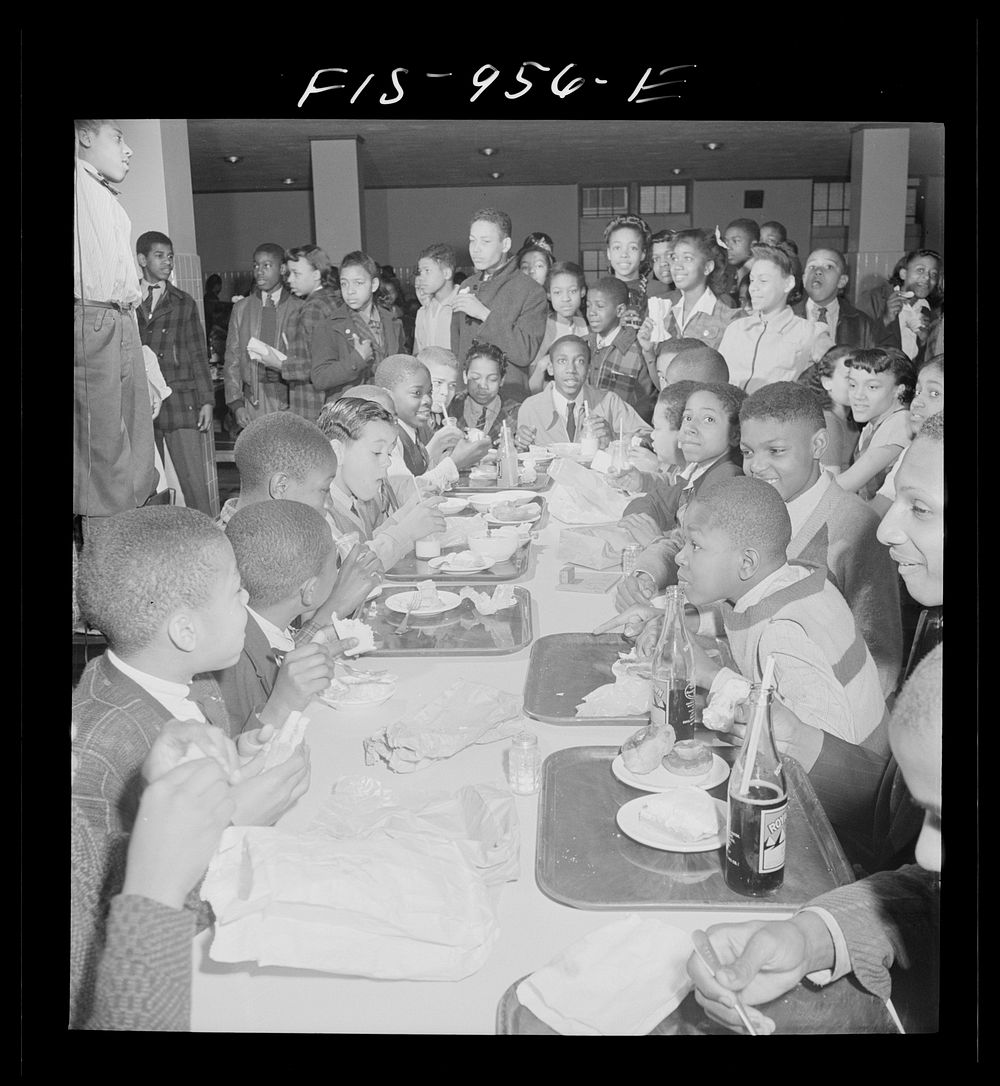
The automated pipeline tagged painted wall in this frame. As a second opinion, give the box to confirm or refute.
[362,184,580,278]
[193,190,315,289]
[691,179,814,256]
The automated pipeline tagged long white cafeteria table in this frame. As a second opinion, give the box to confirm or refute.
[191,512,793,1033]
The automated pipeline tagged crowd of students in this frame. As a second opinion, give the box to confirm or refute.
[72,167,944,1032]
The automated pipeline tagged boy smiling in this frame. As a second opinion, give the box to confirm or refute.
[739,383,902,693]
[515,335,648,448]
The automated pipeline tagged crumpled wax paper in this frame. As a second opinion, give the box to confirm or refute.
[547,457,633,525]
[458,585,516,614]
[201,779,518,980]
[364,678,528,773]
[702,672,751,731]
[516,914,693,1035]
[576,654,652,717]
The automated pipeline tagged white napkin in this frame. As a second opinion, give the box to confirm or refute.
[259,710,310,769]
[517,915,694,1035]
[247,336,287,367]
[703,673,752,731]
[646,296,673,343]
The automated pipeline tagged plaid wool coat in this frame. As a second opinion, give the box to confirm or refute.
[280,286,343,422]
[136,282,213,433]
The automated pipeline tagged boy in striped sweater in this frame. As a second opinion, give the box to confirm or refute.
[674,476,886,748]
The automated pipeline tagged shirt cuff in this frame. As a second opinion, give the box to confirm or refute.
[694,603,724,638]
[709,666,743,699]
[797,906,852,985]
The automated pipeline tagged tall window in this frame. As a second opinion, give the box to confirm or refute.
[905,177,921,225]
[812,181,851,228]
[580,249,611,277]
[581,185,628,218]
[638,184,687,215]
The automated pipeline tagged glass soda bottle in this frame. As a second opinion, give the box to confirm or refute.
[499,421,519,487]
[725,683,788,896]
[649,585,697,743]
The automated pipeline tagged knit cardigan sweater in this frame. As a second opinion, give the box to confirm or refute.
[787,472,903,695]
[719,564,888,748]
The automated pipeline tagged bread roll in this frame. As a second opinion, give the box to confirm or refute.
[662,740,713,778]
[621,724,676,774]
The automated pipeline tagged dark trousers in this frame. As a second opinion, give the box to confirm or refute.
[154,427,216,518]
[73,305,157,516]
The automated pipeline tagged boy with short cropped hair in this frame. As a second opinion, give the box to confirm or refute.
[216,410,339,528]
[719,244,834,392]
[586,277,656,421]
[450,208,549,395]
[224,242,302,428]
[220,501,354,733]
[416,345,462,430]
[658,340,731,387]
[676,477,887,747]
[135,230,216,516]
[720,218,760,303]
[414,244,460,353]
[72,507,312,849]
[515,335,649,448]
[792,247,882,349]
[759,221,787,247]
[375,353,491,486]
[738,383,902,693]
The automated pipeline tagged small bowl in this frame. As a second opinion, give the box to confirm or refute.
[437,497,468,515]
[468,532,520,562]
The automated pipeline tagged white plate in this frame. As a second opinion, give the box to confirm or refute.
[437,497,469,515]
[616,795,727,853]
[385,590,462,616]
[427,553,496,574]
[611,752,730,793]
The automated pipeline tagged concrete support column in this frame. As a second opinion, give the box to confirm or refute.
[117,119,203,315]
[847,126,910,302]
[311,137,365,265]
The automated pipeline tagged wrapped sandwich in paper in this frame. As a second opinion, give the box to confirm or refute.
[364,678,527,773]
[547,457,632,525]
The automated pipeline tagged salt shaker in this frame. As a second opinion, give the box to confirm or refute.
[621,544,643,577]
[507,730,542,795]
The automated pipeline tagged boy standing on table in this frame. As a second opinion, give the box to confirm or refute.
[515,335,649,449]
[135,231,215,516]
[74,119,157,522]
[224,243,302,429]
[450,208,549,397]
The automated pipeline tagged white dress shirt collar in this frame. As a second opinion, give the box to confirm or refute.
[732,562,811,613]
[681,452,726,489]
[246,606,294,652]
[786,468,835,538]
[105,649,205,722]
[550,385,586,420]
[595,326,620,350]
[675,286,717,331]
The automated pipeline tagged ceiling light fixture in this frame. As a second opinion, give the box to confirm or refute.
[702,142,723,151]
[489,171,503,180]
[223,155,243,164]
[478,147,497,156]
[282,177,295,185]
[671,168,683,175]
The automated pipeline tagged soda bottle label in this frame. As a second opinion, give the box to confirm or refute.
[650,680,696,741]
[759,802,787,873]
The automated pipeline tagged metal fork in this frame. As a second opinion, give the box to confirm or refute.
[396,593,418,634]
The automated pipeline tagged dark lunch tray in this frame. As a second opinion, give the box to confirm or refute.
[451,472,553,494]
[364,583,534,656]
[495,973,899,1034]
[535,746,855,911]
[383,538,534,583]
[522,633,648,726]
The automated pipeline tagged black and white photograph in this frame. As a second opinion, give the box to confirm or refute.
[35,38,976,1048]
